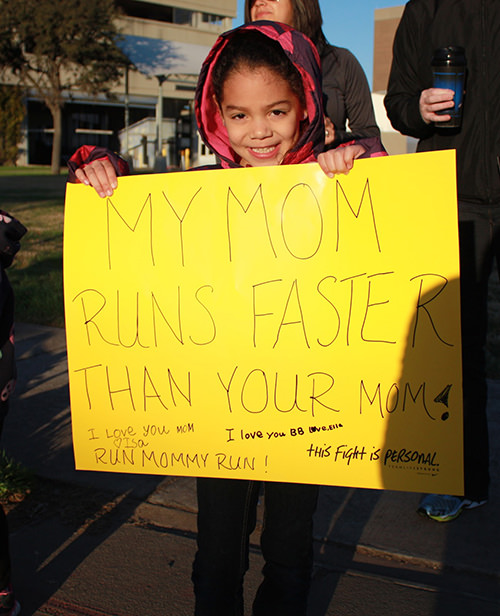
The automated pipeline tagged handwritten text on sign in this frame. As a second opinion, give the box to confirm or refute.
[63,151,463,494]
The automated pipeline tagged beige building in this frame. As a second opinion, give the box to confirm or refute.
[371,5,418,155]
[373,5,404,94]
[21,0,237,167]
[17,2,416,165]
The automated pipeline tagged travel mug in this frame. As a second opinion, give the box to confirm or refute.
[431,46,466,128]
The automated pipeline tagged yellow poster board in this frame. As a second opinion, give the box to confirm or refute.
[64,150,463,494]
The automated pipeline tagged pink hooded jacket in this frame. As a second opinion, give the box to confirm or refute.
[195,20,326,168]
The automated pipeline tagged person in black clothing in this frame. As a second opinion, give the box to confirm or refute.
[384,0,499,522]
[0,211,26,616]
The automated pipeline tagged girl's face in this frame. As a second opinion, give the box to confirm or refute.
[218,66,307,167]
[250,0,295,27]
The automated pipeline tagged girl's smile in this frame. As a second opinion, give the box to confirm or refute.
[218,66,307,167]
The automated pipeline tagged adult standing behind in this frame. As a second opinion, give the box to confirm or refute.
[384,0,498,522]
[245,0,380,148]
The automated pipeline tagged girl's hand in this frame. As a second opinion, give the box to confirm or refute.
[75,158,118,198]
[317,144,366,178]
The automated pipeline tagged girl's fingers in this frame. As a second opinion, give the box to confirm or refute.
[78,159,118,198]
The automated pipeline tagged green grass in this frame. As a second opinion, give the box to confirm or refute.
[0,171,67,327]
[0,165,61,177]
[0,167,66,495]
[0,449,33,502]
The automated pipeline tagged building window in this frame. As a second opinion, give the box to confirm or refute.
[173,8,193,25]
[117,0,174,23]
[202,13,224,26]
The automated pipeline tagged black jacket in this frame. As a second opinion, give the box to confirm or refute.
[384,0,500,204]
[318,43,380,147]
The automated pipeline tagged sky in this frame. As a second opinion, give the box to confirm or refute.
[234,0,404,88]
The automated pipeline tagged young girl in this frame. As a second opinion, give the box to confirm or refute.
[69,21,385,616]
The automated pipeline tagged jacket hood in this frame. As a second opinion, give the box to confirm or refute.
[195,21,324,168]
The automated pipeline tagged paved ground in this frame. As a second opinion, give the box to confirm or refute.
[2,323,499,615]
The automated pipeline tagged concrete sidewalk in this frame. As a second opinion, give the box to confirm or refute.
[3,323,499,615]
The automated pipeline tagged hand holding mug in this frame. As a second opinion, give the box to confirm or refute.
[419,88,455,124]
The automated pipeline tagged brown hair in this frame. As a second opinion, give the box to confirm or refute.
[244,0,327,47]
